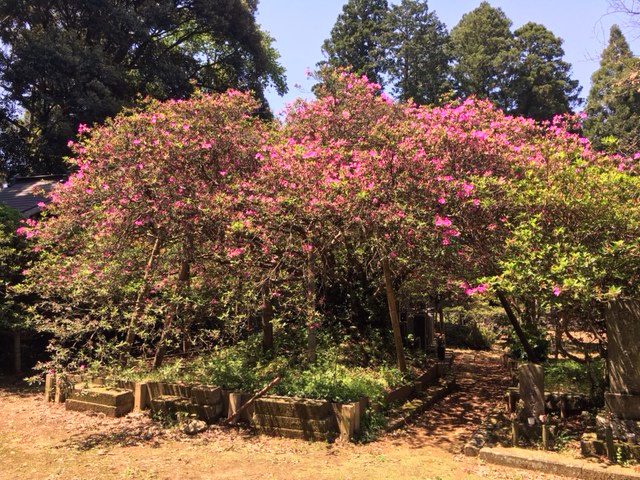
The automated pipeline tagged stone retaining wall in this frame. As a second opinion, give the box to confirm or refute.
[45,354,453,442]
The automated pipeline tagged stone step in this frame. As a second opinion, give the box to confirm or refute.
[70,386,133,408]
[65,396,133,418]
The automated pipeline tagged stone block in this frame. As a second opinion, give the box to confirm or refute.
[150,395,187,415]
[44,373,55,402]
[332,402,360,441]
[254,396,332,420]
[253,412,336,433]
[134,382,150,411]
[414,365,439,391]
[70,386,133,408]
[191,385,223,406]
[518,363,545,420]
[606,300,640,397]
[66,387,133,417]
[146,382,191,400]
[606,393,640,421]
[384,385,414,406]
[253,424,333,442]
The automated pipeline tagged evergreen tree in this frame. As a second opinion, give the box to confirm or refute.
[511,22,582,121]
[385,0,451,105]
[584,25,640,155]
[449,2,516,111]
[0,0,287,176]
[320,0,390,86]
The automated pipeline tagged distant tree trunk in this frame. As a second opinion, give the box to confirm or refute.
[383,257,407,373]
[497,290,538,363]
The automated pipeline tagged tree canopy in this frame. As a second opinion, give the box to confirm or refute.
[385,0,451,104]
[449,2,581,119]
[510,22,582,121]
[19,70,640,371]
[449,1,516,110]
[0,0,287,177]
[584,24,640,155]
[320,0,390,86]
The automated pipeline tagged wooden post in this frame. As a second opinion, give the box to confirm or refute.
[606,425,617,464]
[383,258,406,373]
[44,373,56,402]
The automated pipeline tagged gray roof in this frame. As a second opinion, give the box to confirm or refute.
[0,175,66,217]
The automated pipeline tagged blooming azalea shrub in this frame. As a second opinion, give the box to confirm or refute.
[19,69,640,377]
[20,91,271,369]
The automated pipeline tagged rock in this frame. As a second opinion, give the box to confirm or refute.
[183,419,207,435]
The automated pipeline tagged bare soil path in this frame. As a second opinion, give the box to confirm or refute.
[0,350,604,480]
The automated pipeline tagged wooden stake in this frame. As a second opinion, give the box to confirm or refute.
[224,376,282,425]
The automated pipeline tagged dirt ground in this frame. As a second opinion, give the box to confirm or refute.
[0,350,624,480]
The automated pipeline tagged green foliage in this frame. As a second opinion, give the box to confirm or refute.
[544,358,605,399]
[0,0,287,176]
[0,204,32,330]
[506,325,549,362]
[584,25,640,156]
[442,322,495,351]
[355,408,388,442]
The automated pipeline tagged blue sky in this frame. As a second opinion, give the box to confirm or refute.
[256,0,640,115]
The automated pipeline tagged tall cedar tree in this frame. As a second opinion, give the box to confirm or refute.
[320,0,390,86]
[385,0,451,105]
[511,22,582,121]
[449,2,516,111]
[0,0,287,176]
[450,2,580,120]
[584,25,640,155]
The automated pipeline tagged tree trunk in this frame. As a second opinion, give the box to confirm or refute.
[306,247,317,363]
[383,258,407,373]
[497,290,538,363]
[261,285,274,354]
[124,235,162,358]
[153,240,191,368]
[13,330,21,374]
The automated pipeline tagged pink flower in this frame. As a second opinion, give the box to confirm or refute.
[79,365,85,371]
[438,197,446,204]
[553,286,561,297]
[435,214,452,227]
